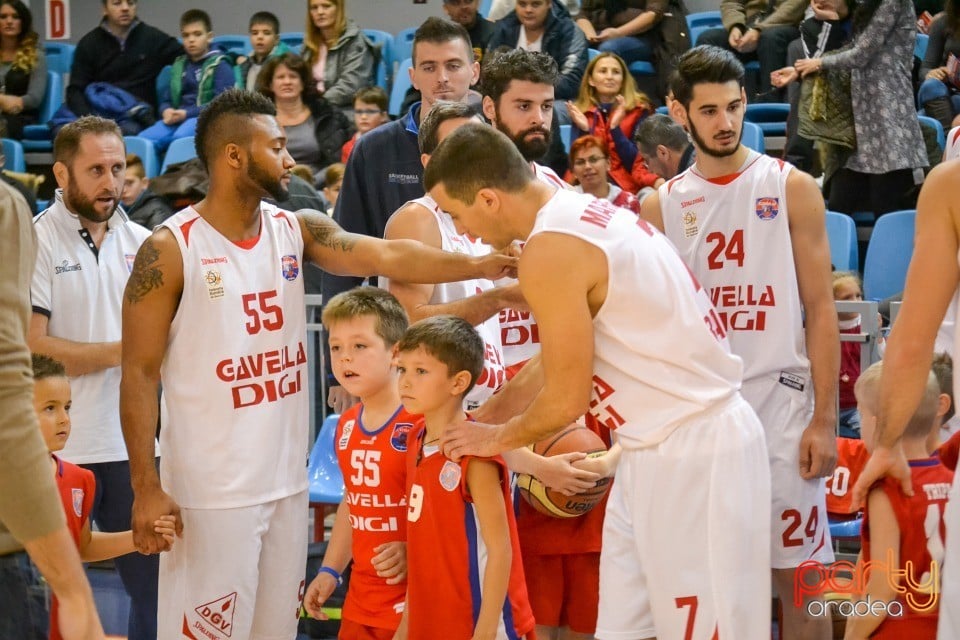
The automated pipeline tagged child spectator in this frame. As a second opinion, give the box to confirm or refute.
[303,287,412,637]
[31,353,176,640]
[395,316,534,640]
[139,9,238,151]
[846,361,952,639]
[122,154,174,229]
[239,11,291,92]
[322,162,345,214]
[835,271,868,438]
[931,351,959,443]
[341,86,389,162]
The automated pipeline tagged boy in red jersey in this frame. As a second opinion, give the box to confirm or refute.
[845,362,953,640]
[303,287,414,638]
[31,354,175,640]
[396,316,534,640]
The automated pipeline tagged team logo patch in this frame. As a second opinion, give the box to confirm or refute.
[390,422,414,452]
[125,254,136,272]
[193,591,237,637]
[755,197,780,221]
[338,419,355,450]
[281,255,300,281]
[71,488,84,517]
[439,460,462,491]
[204,269,224,299]
[682,211,699,238]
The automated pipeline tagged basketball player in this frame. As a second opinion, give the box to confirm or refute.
[947,125,960,161]
[641,46,839,640]
[852,159,960,640]
[429,123,772,639]
[119,89,516,640]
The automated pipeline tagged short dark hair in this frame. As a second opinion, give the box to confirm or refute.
[32,353,66,381]
[322,287,409,347]
[933,352,954,422]
[53,116,124,167]
[481,48,557,106]
[419,100,478,154]
[255,53,317,104]
[180,8,211,32]
[249,11,279,33]
[634,113,690,155]
[194,88,276,170]
[354,86,388,111]
[671,45,745,109]
[423,122,532,203]
[397,315,484,395]
[412,16,472,65]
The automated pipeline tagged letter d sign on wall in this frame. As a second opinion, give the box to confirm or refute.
[46,0,70,40]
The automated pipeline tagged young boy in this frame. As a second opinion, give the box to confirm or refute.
[322,163,345,216]
[303,287,413,638]
[139,9,238,151]
[395,316,534,640]
[341,86,390,163]
[239,12,291,92]
[122,154,174,230]
[845,361,953,639]
[31,353,176,640]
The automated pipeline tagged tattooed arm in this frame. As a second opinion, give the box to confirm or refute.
[120,229,184,554]
[297,209,518,283]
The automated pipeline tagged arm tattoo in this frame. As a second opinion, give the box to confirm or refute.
[302,211,358,253]
[125,237,164,304]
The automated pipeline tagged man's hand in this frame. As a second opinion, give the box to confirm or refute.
[728,26,744,49]
[851,445,912,509]
[371,541,406,584]
[303,571,338,620]
[926,67,948,81]
[798,418,837,480]
[441,419,505,460]
[56,592,106,640]
[736,28,760,53]
[533,451,601,495]
[597,27,621,42]
[476,253,518,281]
[131,487,181,554]
[327,385,358,414]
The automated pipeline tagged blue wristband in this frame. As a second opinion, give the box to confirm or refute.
[317,566,343,586]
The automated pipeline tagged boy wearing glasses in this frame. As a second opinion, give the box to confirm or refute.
[341,86,389,162]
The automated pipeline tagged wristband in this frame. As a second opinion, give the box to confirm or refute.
[317,566,343,586]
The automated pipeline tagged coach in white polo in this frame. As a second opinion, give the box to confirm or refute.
[28,116,160,640]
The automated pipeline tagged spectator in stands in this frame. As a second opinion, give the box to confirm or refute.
[301,0,377,112]
[567,51,659,192]
[918,2,960,131]
[795,0,928,215]
[239,11,292,92]
[487,0,589,105]
[575,0,666,64]
[835,271,868,439]
[68,0,182,119]
[0,1,46,140]
[634,112,694,178]
[138,10,237,152]
[444,0,497,62]
[697,0,806,101]
[569,134,641,212]
[322,162,344,214]
[121,153,173,229]
[0,146,37,212]
[257,52,353,185]
[340,85,389,162]
[488,0,581,20]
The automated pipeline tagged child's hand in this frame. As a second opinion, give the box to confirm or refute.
[303,571,339,619]
[535,452,602,496]
[371,541,406,585]
[154,515,178,550]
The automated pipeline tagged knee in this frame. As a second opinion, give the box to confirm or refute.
[919,78,949,102]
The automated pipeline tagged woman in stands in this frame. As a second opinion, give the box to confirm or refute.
[918,0,960,131]
[568,134,642,214]
[566,51,660,194]
[301,0,376,113]
[0,0,46,139]
[256,53,354,186]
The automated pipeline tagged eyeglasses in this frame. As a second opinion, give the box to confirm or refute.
[573,155,606,167]
[443,0,477,6]
[355,109,385,116]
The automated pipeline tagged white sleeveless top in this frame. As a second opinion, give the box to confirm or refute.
[660,152,809,384]
[946,126,960,162]
[381,195,506,410]
[159,203,309,509]
[531,189,743,447]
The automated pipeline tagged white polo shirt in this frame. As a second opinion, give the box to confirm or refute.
[31,190,152,464]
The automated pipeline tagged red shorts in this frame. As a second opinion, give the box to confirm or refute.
[522,552,600,634]
[338,618,396,640]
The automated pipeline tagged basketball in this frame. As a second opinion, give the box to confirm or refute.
[515,426,612,518]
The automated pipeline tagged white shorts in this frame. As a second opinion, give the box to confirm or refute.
[742,373,835,569]
[596,395,771,640]
[159,490,308,640]
[938,474,960,639]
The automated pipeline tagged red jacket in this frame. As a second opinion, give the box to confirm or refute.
[570,102,659,193]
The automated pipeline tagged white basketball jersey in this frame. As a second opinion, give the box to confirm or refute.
[531,189,743,447]
[381,196,506,410]
[947,127,960,162]
[660,152,809,383]
[159,203,309,509]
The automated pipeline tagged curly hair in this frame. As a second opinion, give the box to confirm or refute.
[2,1,38,72]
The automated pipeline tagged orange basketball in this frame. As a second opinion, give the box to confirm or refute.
[516,426,612,518]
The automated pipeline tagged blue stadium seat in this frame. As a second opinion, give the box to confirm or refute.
[918,114,945,151]
[686,11,723,46]
[156,65,171,106]
[21,72,63,153]
[588,48,600,61]
[479,0,493,17]
[124,136,159,179]
[44,42,75,76]
[655,105,670,115]
[362,29,393,90]
[392,27,417,72]
[389,57,413,117]
[825,211,858,272]
[308,413,344,540]
[280,31,305,51]
[828,516,862,540]
[628,60,656,78]
[559,124,572,154]
[211,34,250,54]
[741,121,765,153]
[160,136,197,174]
[915,33,929,60]
[2,138,26,172]
[744,102,790,136]
[863,209,916,300]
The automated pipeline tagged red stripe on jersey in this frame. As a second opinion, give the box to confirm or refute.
[952,128,960,145]
[701,154,763,185]
[180,217,199,248]
[272,210,295,231]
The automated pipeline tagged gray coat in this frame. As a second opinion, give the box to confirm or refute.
[303,19,375,108]
[821,0,928,173]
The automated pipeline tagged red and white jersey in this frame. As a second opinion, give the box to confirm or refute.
[381,196,505,409]
[159,203,308,509]
[940,429,960,472]
[826,437,869,516]
[946,126,960,162]
[530,189,743,447]
[51,455,95,640]
[336,403,413,629]
[659,152,810,383]
[406,425,535,639]
[862,458,953,637]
